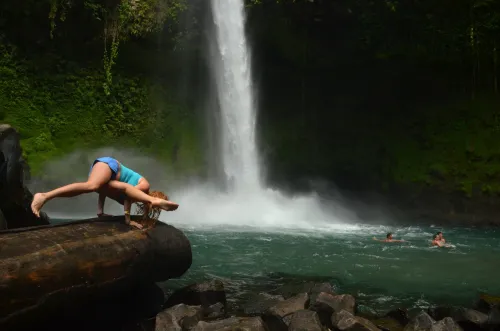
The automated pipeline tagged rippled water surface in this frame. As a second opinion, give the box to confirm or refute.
[163,223,500,313]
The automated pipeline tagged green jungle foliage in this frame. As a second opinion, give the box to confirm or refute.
[0,0,203,175]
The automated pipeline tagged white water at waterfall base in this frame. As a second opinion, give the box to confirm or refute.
[166,183,361,232]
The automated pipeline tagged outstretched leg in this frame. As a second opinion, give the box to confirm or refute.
[31,162,113,217]
[107,180,179,212]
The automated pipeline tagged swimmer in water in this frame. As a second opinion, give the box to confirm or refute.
[437,231,446,244]
[431,234,453,248]
[373,232,405,243]
[431,234,444,247]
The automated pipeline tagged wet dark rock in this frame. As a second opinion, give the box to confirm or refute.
[262,293,309,330]
[155,304,203,331]
[0,208,6,230]
[372,317,405,331]
[243,292,285,316]
[357,305,380,320]
[3,280,165,331]
[288,310,324,331]
[428,307,455,322]
[181,314,201,331]
[454,308,488,331]
[267,293,309,318]
[404,311,436,331]
[475,294,500,314]
[487,307,500,327]
[332,309,380,331]
[385,308,410,326]
[308,292,341,328]
[0,124,50,229]
[191,316,267,331]
[428,306,487,331]
[311,293,356,314]
[308,292,356,327]
[164,280,227,311]
[431,317,463,331]
[122,317,156,331]
[204,302,225,320]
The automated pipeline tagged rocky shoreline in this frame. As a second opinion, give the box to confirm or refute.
[124,279,500,331]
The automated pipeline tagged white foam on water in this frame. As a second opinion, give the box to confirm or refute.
[164,182,363,232]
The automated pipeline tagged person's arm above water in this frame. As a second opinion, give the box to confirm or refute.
[373,237,405,242]
[373,237,389,242]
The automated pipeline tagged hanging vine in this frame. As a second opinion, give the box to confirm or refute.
[102,4,121,95]
[48,0,71,39]
[49,0,187,94]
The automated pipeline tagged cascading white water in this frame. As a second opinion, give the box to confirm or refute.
[165,0,362,230]
[210,0,261,193]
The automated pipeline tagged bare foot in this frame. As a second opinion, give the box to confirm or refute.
[129,220,143,229]
[153,198,179,211]
[31,193,47,218]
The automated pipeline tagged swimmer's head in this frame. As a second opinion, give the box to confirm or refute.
[437,231,443,238]
[433,234,439,240]
[386,232,393,239]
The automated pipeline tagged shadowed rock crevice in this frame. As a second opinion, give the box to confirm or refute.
[0,124,49,229]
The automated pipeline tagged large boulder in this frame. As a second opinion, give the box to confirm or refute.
[0,124,49,229]
[404,311,436,331]
[475,294,500,314]
[273,280,335,299]
[164,280,227,312]
[427,306,487,330]
[262,293,309,330]
[332,310,380,331]
[0,219,192,330]
[155,304,203,331]
[288,310,324,331]
[308,292,356,328]
[0,208,6,230]
[431,317,463,331]
[385,309,410,326]
[372,317,405,331]
[191,317,267,331]
[242,292,285,316]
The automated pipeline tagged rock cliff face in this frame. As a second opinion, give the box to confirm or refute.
[0,124,49,229]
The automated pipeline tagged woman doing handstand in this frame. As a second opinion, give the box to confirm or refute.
[30,157,179,229]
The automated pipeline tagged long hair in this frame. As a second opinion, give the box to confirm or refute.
[135,190,168,227]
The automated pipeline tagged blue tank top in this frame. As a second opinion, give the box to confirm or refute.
[119,164,143,186]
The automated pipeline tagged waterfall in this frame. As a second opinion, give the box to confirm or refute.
[210,0,261,193]
[166,0,357,231]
